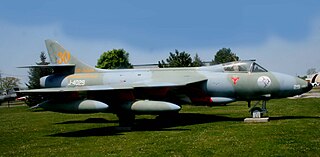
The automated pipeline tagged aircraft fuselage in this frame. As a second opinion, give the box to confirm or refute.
[40,65,311,104]
[18,40,313,126]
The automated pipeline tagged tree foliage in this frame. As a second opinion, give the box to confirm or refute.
[158,50,202,68]
[26,52,53,106]
[211,48,239,65]
[193,53,204,67]
[26,52,52,89]
[0,77,20,94]
[307,68,317,75]
[96,49,133,69]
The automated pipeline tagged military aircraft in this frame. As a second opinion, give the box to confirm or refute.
[18,40,313,126]
[0,94,17,106]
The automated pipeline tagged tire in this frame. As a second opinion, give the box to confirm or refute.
[250,107,263,117]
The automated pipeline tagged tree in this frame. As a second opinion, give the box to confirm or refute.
[192,53,204,67]
[211,48,239,65]
[307,68,317,75]
[0,70,2,89]
[26,52,53,106]
[158,60,167,68]
[0,76,20,106]
[158,50,193,68]
[26,52,52,89]
[96,49,133,69]
[0,77,20,94]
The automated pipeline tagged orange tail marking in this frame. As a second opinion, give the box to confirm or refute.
[57,51,71,64]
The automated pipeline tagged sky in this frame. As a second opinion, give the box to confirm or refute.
[0,0,320,84]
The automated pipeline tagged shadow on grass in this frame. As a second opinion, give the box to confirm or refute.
[49,126,125,136]
[56,118,118,124]
[270,116,320,121]
[49,114,320,137]
[49,113,243,137]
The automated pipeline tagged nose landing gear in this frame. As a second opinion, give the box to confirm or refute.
[245,100,269,122]
[248,100,268,118]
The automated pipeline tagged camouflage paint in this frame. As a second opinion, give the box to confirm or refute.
[19,40,312,115]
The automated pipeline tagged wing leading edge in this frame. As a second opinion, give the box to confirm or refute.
[18,77,207,94]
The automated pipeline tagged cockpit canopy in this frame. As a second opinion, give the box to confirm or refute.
[222,60,268,73]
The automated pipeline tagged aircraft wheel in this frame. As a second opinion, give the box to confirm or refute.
[250,107,263,117]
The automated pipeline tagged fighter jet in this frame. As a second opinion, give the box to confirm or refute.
[18,40,313,126]
[0,92,17,105]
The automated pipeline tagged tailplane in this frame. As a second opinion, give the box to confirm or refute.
[45,39,100,73]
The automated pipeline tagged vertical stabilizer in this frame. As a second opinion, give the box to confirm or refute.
[45,39,99,73]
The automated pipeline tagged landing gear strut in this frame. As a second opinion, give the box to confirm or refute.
[116,111,135,130]
[247,100,268,118]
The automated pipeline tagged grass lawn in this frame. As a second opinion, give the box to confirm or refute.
[0,98,319,156]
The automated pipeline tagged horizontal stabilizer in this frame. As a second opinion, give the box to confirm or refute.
[18,64,75,74]
[17,64,75,68]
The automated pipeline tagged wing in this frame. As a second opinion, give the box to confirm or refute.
[17,84,132,94]
[18,76,207,94]
[132,76,207,87]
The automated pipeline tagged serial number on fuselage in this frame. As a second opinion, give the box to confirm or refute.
[68,80,86,86]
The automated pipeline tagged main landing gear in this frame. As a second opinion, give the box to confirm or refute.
[116,111,135,131]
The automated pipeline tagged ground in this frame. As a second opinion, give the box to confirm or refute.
[0,98,319,156]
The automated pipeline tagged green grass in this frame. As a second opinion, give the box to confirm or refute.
[0,99,319,157]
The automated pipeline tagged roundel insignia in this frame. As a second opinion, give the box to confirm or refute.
[257,76,272,88]
[231,76,240,85]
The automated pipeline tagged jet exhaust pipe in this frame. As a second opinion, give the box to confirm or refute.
[37,99,109,113]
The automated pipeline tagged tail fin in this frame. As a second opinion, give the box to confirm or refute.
[45,39,99,73]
